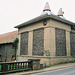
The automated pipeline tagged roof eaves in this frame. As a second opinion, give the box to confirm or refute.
[50,15,75,26]
[0,42,12,45]
[14,14,75,28]
[14,14,50,28]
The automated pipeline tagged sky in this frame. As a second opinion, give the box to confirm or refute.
[0,0,75,34]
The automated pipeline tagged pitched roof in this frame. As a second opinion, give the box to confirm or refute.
[14,14,75,28]
[0,31,18,44]
[14,2,75,28]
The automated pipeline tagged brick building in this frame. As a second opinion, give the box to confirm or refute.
[15,2,75,66]
[0,31,18,62]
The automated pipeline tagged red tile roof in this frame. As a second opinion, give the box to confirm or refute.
[0,31,18,44]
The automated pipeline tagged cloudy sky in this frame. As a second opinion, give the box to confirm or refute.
[0,0,75,34]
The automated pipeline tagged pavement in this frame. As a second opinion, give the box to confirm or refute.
[6,63,75,75]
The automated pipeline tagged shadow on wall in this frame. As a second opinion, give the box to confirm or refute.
[0,54,15,62]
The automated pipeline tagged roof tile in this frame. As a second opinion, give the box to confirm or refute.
[0,31,18,44]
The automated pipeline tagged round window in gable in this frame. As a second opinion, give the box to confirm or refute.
[43,20,47,26]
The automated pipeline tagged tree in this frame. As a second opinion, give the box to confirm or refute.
[13,38,19,61]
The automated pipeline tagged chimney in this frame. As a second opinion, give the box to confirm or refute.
[43,2,51,12]
[57,8,64,16]
[41,2,53,15]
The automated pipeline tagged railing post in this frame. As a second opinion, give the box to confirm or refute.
[0,64,3,72]
[28,61,32,70]
[28,59,40,70]
[3,63,8,72]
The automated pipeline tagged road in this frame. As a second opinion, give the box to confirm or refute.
[31,67,75,75]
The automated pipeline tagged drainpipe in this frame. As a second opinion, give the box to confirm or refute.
[5,44,7,62]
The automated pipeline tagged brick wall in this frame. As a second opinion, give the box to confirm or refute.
[33,28,44,56]
[70,32,75,56]
[55,28,66,56]
[20,32,28,55]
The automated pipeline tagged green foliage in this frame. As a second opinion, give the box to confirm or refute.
[13,38,19,60]
[13,38,19,48]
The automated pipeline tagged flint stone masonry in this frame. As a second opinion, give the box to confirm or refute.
[70,32,75,56]
[20,32,28,55]
[55,28,66,56]
[33,28,44,56]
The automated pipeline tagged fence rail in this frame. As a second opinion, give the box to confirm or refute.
[0,61,31,73]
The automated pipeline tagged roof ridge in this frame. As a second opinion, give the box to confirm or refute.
[0,30,17,36]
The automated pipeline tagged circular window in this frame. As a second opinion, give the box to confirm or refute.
[43,20,47,26]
